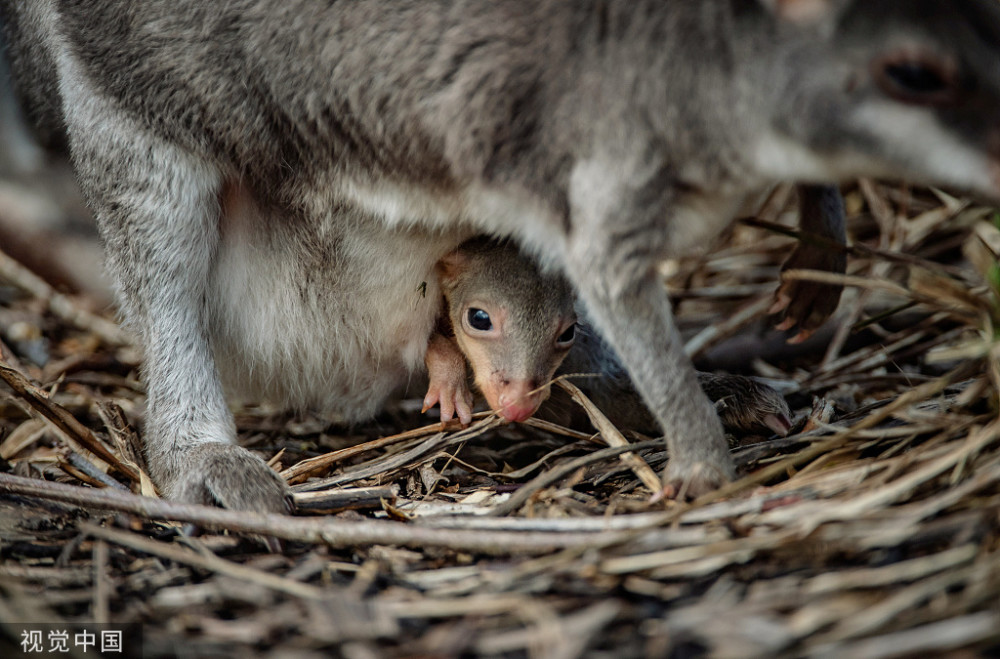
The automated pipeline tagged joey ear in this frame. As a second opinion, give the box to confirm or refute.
[435,250,469,285]
[758,0,850,26]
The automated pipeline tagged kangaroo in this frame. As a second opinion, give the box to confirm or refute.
[2,0,998,509]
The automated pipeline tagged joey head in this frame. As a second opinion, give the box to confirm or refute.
[428,237,793,439]
[428,236,578,426]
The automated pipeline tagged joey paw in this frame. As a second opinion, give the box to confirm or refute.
[422,379,475,426]
[423,337,475,425]
[163,443,292,514]
[771,242,846,343]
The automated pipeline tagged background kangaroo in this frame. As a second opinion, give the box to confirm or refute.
[2,0,999,510]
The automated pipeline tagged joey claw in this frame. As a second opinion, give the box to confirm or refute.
[162,442,291,514]
[421,391,442,415]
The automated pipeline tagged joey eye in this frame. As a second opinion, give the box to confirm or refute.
[467,308,493,331]
[873,54,961,106]
[556,323,576,347]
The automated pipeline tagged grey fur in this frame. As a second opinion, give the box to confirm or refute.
[3,0,999,506]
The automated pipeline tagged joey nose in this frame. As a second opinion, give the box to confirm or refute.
[497,380,544,423]
[500,400,539,423]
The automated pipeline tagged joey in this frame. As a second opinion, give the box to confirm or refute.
[429,237,793,438]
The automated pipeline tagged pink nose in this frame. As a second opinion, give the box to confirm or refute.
[499,400,538,423]
[497,381,543,423]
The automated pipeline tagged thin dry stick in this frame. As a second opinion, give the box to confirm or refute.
[0,361,139,482]
[860,178,898,243]
[684,295,773,358]
[599,528,800,575]
[521,417,598,442]
[471,439,598,480]
[486,440,663,517]
[555,379,661,493]
[293,432,451,491]
[0,245,128,346]
[92,540,110,624]
[779,269,912,297]
[0,473,613,555]
[814,327,932,381]
[823,279,876,369]
[292,416,504,492]
[742,216,968,279]
[665,363,972,518]
[795,418,1000,532]
[94,400,148,475]
[478,369,960,537]
[79,522,327,600]
[823,561,991,642]
[902,458,1000,523]
[280,412,494,483]
[283,384,592,486]
[63,450,129,491]
[811,612,1000,659]
[784,269,985,328]
[0,336,26,373]
[378,595,540,619]
[805,544,978,594]
[293,485,399,513]
[475,599,621,658]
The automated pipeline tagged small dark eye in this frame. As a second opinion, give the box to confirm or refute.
[874,55,959,106]
[885,62,946,94]
[556,323,576,346]
[467,308,492,331]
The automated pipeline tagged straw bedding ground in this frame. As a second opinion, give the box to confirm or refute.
[0,175,998,658]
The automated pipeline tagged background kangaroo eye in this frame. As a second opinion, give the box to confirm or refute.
[886,62,946,94]
[556,323,576,346]
[467,308,492,331]
[874,55,960,106]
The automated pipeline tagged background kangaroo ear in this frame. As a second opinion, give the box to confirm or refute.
[758,0,850,26]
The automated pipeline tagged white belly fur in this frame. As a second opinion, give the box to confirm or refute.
[206,183,470,422]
